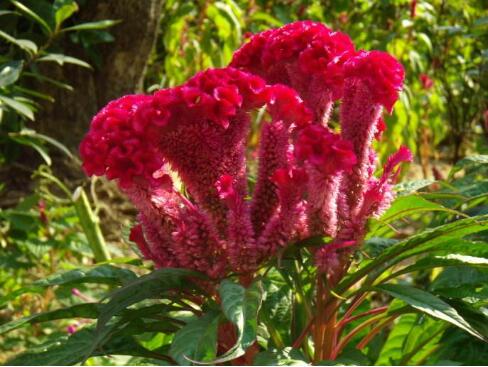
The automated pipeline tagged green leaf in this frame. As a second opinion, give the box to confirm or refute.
[9,135,51,164]
[9,0,52,35]
[0,60,23,88]
[62,19,121,32]
[0,303,101,335]
[375,284,485,341]
[13,85,55,102]
[449,300,488,339]
[0,264,137,307]
[253,348,308,366]
[261,278,292,346]
[431,266,488,291]
[38,53,91,69]
[96,268,201,330]
[12,129,74,159]
[417,32,433,53]
[363,237,398,257]
[209,279,264,363]
[0,94,35,120]
[378,194,462,224]
[386,254,488,281]
[376,314,417,365]
[337,214,488,294]
[400,315,446,365]
[449,155,488,178]
[170,311,221,365]
[86,268,203,361]
[394,179,435,196]
[23,71,73,91]
[0,10,19,16]
[7,327,155,365]
[37,264,137,287]
[54,0,78,27]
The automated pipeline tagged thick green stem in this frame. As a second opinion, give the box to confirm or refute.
[72,187,111,262]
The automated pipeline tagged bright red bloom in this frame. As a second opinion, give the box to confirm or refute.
[231,20,355,122]
[344,50,405,113]
[295,125,356,175]
[420,73,434,90]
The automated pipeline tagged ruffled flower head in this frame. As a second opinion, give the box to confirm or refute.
[80,67,313,276]
[343,50,405,113]
[231,21,355,122]
[295,125,356,175]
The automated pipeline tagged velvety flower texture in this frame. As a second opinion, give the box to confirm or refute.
[81,21,411,278]
[232,21,410,273]
[231,20,354,123]
[81,67,312,276]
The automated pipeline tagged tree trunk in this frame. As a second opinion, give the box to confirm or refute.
[37,0,163,150]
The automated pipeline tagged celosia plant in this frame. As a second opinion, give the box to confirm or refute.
[80,20,414,363]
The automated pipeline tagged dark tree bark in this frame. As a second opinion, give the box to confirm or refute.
[37,0,164,149]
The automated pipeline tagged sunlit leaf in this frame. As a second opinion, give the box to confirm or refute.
[0,60,23,88]
[375,284,485,341]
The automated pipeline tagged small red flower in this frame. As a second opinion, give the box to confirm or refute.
[420,73,434,90]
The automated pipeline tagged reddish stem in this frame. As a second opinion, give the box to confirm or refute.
[337,305,389,331]
[292,316,315,349]
[330,314,383,359]
[340,293,368,324]
[356,314,398,350]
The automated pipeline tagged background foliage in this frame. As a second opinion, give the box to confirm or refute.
[0,0,487,366]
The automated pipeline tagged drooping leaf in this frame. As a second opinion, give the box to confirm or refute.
[6,327,157,365]
[375,284,485,341]
[0,303,102,335]
[96,268,201,330]
[208,279,264,363]
[0,30,38,54]
[9,135,51,164]
[62,19,120,32]
[15,129,74,159]
[38,54,91,69]
[378,194,462,225]
[0,94,34,120]
[85,268,203,361]
[9,0,52,35]
[337,214,488,293]
[169,310,221,365]
[0,264,137,307]
[386,254,488,280]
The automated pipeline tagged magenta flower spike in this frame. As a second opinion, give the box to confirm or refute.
[338,50,405,241]
[295,125,356,236]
